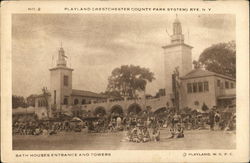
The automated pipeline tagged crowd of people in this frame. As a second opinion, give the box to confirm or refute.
[12,107,236,141]
[12,120,84,135]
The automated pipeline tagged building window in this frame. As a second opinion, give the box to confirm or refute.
[198,82,203,92]
[204,81,209,92]
[82,99,86,105]
[63,98,68,105]
[74,99,79,105]
[54,90,56,105]
[193,83,197,93]
[217,80,220,87]
[187,83,192,93]
[225,81,229,89]
[231,82,234,88]
[64,75,68,86]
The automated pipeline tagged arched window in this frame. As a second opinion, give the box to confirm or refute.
[63,98,68,105]
[74,99,79,105]
[82,99,86,105]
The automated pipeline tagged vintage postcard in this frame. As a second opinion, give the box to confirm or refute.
[1,1,249,162]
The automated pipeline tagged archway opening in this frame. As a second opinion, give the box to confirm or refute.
[154,107,168,118]
[74,99,79,105]
[154,107,167,115]
[81,99,86,105]
[63,98,68,105]
[111,105,123,117]
[127,103,142,115]
[94,107,106,117]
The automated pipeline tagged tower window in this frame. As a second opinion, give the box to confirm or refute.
[231,82,234,88]
[64,75,68,86]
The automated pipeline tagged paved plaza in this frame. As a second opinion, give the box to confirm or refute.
[13,129,235,150]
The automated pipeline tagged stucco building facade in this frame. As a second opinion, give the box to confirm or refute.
[180,68,236,111]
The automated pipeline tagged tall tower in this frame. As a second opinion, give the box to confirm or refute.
[49,46,73,109]
[162,16,193,105]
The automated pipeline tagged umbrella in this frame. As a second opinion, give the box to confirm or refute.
[71,117,83,122]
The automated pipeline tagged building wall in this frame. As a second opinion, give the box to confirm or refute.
[50,70,61,107]
[35,96,52,117]
[60,69,73,105]
[163,45,182,96]
[181,45,192,76]
[163,44,192,106]
[180,76,217,111]
[50,68,73,109]
[62,95,167,114]
[13,106,48,120]
[214,76,236,97]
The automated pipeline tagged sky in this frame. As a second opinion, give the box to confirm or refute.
[12,14,235,97]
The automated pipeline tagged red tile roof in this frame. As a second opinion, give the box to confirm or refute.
[71,89,107,98]
[180,68,235,81]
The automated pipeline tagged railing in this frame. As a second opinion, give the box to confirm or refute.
[218,88,236,96]
[78,96,166,107]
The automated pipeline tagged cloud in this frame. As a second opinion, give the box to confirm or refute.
[12,14,235,97]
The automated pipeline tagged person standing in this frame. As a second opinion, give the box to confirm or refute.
[214,111,221,130]
[209,109,215,131]
[152,127,160,142]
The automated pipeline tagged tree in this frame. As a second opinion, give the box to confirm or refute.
[100,90,122,99]
[198,40,236,78]
[106,65,155,98]
[192,60,202,69]
[12,95,27,108]
[26,94,37,107]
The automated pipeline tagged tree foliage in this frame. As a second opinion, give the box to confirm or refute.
[100,90,122,99]
[198,40,236,77]
[106,65,155,98]
[12,95,27,109]
[26,94,37,107]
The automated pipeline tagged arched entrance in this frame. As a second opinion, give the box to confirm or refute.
[154,107,167,115]
[110,105,123,116]
[127,103,142,115]
[154,107,169,122]
[71,105,82,118]
[74,99,79,105]
[63,98,68,105]
[94,106,106,117]
[81,99,86,105]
